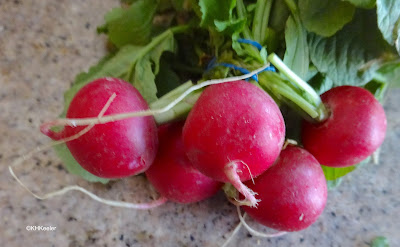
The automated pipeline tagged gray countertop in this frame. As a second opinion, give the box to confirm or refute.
[1,1,399,246]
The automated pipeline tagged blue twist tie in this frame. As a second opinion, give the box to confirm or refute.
[218,62,258,81]
[237,38,263,51]
[263,65,276,72]
[205,56,276,82]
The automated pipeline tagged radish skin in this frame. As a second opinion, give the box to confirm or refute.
[183,80,285,207]
[145,122,223,204]
[302,86,387,167]
[243,146,327,232]
[41,78,159,178]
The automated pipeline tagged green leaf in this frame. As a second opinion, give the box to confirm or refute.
[53,144,109,184]
[131,31,176,103]
[371,236,390,247]
[155,53,181,97]
[308,10,388,87]
[63,29,176,114]
[322,156,371,183]
[343,0,376,8]
[299,0,356,37]
[364,60,400,101]
[62,46,143,116]
[99,0,158,47]
[214,18,246,35]
[377,0,400,55]
[198,0,236,28]
[283,16,309,80]
[321,165,356,181]
[374,61,400,87]
[308,72,334,94]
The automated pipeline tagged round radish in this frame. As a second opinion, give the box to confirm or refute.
[145,122,223,204]
[43,78,158,178]
[301,86,387,167]
[182,80,285,206]
[243,146,327,232]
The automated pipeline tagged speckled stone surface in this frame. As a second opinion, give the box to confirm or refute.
[1,1,399,246]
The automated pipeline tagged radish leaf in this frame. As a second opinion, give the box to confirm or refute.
[53,144,110,184]
[198,0,236,28]
[321,165,356,181]
[377,0,400,55]
[98,0,158,47]
[299,0,355,37]
[343,0,376,9]
[283,16,309,80]
[308,10,388,87]
[63,29,175,112]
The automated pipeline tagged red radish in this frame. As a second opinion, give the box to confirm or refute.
[301,86,387,167]
[145,122,223,204]
[182,80,285,207]
[41,78,158,178]
[243,146,327,232]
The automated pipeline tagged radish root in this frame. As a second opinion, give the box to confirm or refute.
[41,64,270,130]
[236,206,287,238]
[224,161,260,208]
[9,93,167,210]
[220,217,243,247]
[8,166,167,209]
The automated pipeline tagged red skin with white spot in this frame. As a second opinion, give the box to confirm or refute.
[63,78,158,178]
[302,86,387,167]
[145,122,223,204]
[243,146,327,232]
[182,80,285,183]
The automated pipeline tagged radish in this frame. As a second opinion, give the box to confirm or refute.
[182,80,285,207]
[145,122,223,204]
[41,78,158,178]
[242,146,327,232]
[301,86,387,167]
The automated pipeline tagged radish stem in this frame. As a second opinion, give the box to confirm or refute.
[267,53,329,121]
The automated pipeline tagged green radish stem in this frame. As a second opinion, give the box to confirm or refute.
[267,53,329,121]
[252,0,273,44]
[236,0,252,40]
[150,81,202,124]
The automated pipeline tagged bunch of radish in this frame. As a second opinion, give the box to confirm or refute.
[38,69,386,236]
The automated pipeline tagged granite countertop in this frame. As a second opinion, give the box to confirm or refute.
[1,1,399,246]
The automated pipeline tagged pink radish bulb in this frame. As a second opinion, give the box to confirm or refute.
[302,86,387,167]
[243,146,327,232]
[182,80,285,207]
[145,122,223,204]
[42,78,158,178]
